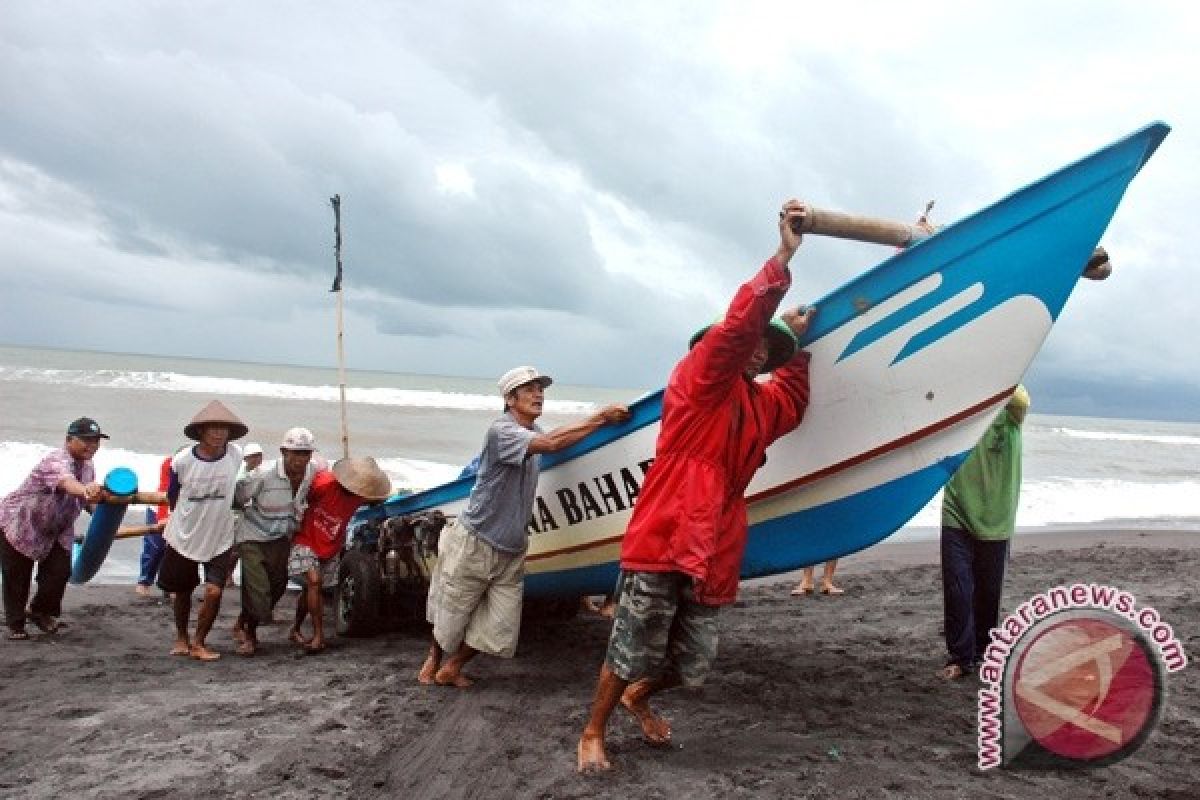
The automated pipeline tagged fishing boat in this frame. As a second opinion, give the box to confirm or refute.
[341,122,1169,630]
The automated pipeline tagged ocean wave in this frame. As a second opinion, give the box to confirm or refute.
[1050,426,1200,447]
[0,441,461,498]
[0,366,595,414]
[905,477,1200,529]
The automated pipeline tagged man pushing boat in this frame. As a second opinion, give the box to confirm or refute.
[419,367,630,688]
[577,199,817,772]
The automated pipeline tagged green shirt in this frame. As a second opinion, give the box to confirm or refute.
[942,387,1029,541]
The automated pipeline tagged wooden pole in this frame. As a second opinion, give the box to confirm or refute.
[331,194,350,459]
[792,206,1112,279]
[795,207,932,248]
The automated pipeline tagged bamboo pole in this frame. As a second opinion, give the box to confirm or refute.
[793,207,932,248]
[792,206,1112,280]
[331,194,350,458]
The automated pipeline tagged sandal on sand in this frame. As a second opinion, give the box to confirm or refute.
[938,664,967,681]
[789,585,814,596]
[7,628,29,641]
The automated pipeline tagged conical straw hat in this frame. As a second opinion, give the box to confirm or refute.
[332,457,392,502]
[183,399,249,442]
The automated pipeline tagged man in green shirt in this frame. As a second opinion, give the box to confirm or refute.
[938,385,1030,680]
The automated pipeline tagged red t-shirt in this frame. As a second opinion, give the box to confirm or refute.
[292,470,363,560]
[156,456,172,524]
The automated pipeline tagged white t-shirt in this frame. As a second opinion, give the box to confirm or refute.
[164,443,242,562]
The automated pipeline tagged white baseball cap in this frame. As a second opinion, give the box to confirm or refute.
[243,442,264,457]
[280,427,316,451]
[497,366,553,396]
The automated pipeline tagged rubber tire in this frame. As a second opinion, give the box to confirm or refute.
[336,550,382,637]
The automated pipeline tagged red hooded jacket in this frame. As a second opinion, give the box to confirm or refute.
[619,256,811,606]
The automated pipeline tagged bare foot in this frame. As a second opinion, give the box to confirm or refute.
[418,654,440,685]
[620,683,672,745]
[577,732,612,773]
[305,639,327,655]
[599,601,616,619]
[232,622,246,643]
[820,584,845,596]
[236,639,256,657]
[288,627,311,647]
[790,583,814,596]
[434,665,474,688]
[169,639,190,656]
[190,643,221,662]
[134,584,152,597]
[938,663,966,681]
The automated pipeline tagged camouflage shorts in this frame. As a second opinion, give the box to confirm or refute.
[604,570,719,688]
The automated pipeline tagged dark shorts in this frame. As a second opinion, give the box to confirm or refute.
[157,545,232,594]
[604,570,719,688]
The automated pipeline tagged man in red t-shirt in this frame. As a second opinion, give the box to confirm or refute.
[287,457,391,653]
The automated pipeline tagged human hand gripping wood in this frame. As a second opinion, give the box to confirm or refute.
[781,305,817,340]
[776,199,808,266]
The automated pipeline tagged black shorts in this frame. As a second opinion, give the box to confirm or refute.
[156,545,232,594]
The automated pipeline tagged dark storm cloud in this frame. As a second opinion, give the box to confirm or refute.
[0,2,1197,415]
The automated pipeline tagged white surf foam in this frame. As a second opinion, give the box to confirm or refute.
[903,477,1200,532]
[0,441,462,498]
[1050,427,1200,447]
[0,366,595,414]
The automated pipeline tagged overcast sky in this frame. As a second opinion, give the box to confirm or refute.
[2,2,1198,420]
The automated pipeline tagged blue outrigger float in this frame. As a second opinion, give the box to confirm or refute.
[337,122,1169,633]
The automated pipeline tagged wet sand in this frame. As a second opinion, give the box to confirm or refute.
[2,528,1196,799]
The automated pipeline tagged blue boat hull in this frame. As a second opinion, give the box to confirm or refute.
[356,122,1170,600]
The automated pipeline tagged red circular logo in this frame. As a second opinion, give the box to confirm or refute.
[1011,614,1161,763]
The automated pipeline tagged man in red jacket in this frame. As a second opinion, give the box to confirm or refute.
[577,199,817,772]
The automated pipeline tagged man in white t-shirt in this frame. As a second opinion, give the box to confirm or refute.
[151,399,249,662]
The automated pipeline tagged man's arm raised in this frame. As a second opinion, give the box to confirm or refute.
[527,405,631,455]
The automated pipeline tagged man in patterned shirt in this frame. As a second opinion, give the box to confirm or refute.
[0,417,107,640]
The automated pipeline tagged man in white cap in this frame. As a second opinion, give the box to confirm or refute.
[224,442,266,588]
[149,399,249,662]
[242,442,265,473]
[231,427,320,656]
[419,367,630,688]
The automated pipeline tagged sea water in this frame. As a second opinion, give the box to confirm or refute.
[2,344,1197,582]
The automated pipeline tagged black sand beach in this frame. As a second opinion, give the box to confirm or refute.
[2,529,1196,799]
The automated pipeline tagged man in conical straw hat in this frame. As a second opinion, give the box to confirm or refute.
[419,367,630,688]
[287,456,391,653]
[150,399,248,662]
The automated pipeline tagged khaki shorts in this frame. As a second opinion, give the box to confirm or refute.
[604,570,719,688]
[426,519,525,658]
